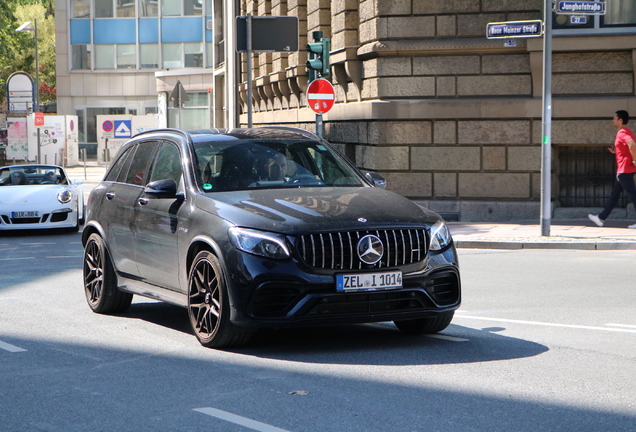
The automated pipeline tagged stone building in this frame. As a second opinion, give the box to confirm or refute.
[56,0,636,221]
[236,0,636,221]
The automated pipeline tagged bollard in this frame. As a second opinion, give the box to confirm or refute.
[82,149,87,180]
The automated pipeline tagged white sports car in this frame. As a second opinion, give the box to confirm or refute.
[0,164,84,231]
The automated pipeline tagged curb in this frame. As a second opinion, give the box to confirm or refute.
[455,240,636,250]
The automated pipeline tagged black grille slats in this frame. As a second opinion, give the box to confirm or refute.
[297,228,428,270]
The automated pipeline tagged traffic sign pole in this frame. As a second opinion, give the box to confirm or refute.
[540,0,553,237]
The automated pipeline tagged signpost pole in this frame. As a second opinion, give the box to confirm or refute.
[246,13,253,128]
[316,113,323,138]
[37,127,41,164]
[540,0,553,236]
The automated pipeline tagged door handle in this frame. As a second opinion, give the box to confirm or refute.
[138,197,149,205]
[105,192,115,200]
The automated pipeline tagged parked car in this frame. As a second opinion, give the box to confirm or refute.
[82,127,461,348]
[0,164,84,231]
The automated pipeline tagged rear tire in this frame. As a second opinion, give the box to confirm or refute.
[83,233,133,313]
[187,251,252,348]
[394,311,454,335]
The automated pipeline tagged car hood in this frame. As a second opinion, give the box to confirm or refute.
[196,187,441,233]
[0,185,70,205]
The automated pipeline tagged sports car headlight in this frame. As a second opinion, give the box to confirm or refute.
[228,227,291,259]
[429,220,452,251]
[57,190,73,204]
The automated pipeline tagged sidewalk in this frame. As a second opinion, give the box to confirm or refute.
[64,163,636,250]
[448,221,636,250]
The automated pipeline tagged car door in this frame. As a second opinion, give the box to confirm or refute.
[134,141,186,291]
[102,141,159,278]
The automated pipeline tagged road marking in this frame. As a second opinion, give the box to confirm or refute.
[456,315,636,334]
[193,407,292,432]
[22,242,56,246]
[0,257,36,261]
[427,334,469,342]
[0,340,27,352]
[605,323,636,330]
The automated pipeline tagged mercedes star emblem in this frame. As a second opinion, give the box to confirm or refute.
[357,235,383,265]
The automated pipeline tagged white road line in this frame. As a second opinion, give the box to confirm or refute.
[427,334,469,342]
[0,257,35,261]
[456,315,636,334]
[0,340,27,353]
[605,323,636,330]
[22,242,56,245]
[193,408,292,432]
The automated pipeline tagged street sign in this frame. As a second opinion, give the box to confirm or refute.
[114,120,132,139]
[487,20,543,39]
[34,112,44,126]
[307,79,335,114]
[102,120,113,132]
[555,1,606,15]
[236,16,299,52]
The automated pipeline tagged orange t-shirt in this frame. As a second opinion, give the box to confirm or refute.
[614,127,636,174]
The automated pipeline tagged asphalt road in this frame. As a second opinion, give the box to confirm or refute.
[1,230,635,431]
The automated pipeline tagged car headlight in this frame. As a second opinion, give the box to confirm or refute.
[228,227,291,259]
[429,220,452,251]
[57,190,73,204]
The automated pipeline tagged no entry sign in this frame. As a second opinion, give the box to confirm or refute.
[307,78,335,114]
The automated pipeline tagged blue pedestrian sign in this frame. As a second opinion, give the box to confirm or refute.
[114,120,132,138]
[555,1,606,15]
[486,20,543,39]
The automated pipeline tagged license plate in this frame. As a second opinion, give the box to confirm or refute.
[12,211,40,218]
[336,270,402,292]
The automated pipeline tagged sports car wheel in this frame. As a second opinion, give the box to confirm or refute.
[83,233,133,313]
[187,251,251,348]
[394,311,454,335]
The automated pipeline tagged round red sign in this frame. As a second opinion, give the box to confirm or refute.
[102,120,114,132]
[307,78,335,114]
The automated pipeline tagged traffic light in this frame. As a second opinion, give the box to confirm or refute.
[306,31,330,81]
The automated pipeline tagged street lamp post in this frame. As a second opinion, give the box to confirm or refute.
[16,19,39,113]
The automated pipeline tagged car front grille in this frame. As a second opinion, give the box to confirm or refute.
[296,228,428,270]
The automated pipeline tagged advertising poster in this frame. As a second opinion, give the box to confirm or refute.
[6,117,28,160]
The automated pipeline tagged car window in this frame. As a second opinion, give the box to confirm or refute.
[193,139,363,192]
[104,146,134,182]
[123,141,158,186]
[0,165,67,186]
[148,142,182,185]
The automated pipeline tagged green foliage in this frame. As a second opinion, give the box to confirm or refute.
[0,0,56,110]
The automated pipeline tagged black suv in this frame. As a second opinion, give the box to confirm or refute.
[82,127,461,348]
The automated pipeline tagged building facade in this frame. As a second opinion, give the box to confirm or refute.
[56,0,636,221]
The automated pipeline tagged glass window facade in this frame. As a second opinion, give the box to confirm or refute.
[69,0,216,71]
[140,43,159,68]
[94,44,115,69]
[95,0,114,18]
[117,44,136,69]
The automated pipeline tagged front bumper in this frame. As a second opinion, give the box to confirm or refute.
[225,248,461,328]
[0,207,78,230]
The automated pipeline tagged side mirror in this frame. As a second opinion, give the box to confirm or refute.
[144,179,179,198]
[364,171,387,189]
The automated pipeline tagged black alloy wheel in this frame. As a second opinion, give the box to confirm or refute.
[394,311,455,335]
[83,233,133,313]
[187,251,251,348]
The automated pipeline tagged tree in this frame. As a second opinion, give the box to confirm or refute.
[0,0,56,110]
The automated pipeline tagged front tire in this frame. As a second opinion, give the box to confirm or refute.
[83,233,133,313]
[394,311,455,335]
[187,251,251,348]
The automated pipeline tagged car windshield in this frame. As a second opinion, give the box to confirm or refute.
[0,166,67,186]
[193,139,364,192]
